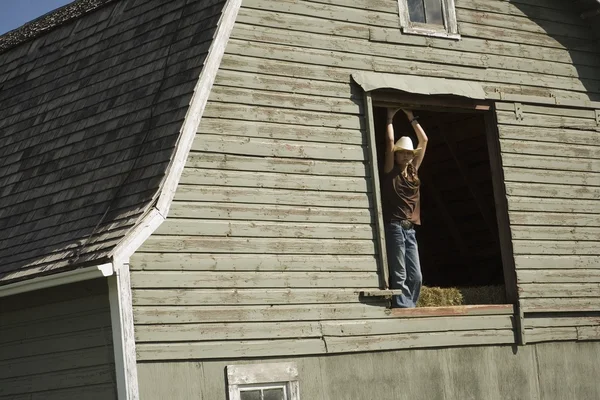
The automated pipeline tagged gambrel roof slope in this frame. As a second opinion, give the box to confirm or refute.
[0,0,231,284]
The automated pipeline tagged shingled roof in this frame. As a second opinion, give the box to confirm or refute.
[0,0,236,284]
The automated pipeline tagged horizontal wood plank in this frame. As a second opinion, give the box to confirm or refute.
[133,303,390,324]
[154,219,374,239]
[136,338,327,360]
[514,255,600,270]
[497,110,600,129]
[502,153,600,173]
[132,288,364,305]
[209,84,361,114]
[129,253,378,272]
[324,329,515,353]
[0,329,112,362]
[139,236,377,255]
[0,346,113,381]
[134,321,323,342]
[511,226,600,241]
[503,167,600,187]
[524,327,578,343]
[497,125,600,147]
[518,269,600,283]
[512,240,600,255]
[198,117,365,145]
[0,365,115,397]
[505,182,600,200]
[179,168,370,192]
[507,196,600,214]
[193,133,366,161]
[321,315,513,336]
[165,202,373,223]
[186,152,368,177]
[524,316,600,328]
[509,212,600,227]
[0,311,111,346]
[131,271,378,289]
[521,298,600,312]
[214,65,359,97]
[519,283,600,298]
[391,304,514,317]
[495,102,598,118]
[500,139,600,160]
[203,102,362,129]
[172,186,372,208]
[0,294,109,328]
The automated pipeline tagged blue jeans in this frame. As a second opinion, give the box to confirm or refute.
[385,222,422,308]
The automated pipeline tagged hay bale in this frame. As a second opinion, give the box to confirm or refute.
[416,285,507,307]
[417,286,463,307]
[459,285,506,305]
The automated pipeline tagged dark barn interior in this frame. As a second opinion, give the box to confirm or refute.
[373,102,506,295]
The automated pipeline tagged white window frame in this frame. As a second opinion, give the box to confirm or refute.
[397,0,460,40]
[227,362,300,400]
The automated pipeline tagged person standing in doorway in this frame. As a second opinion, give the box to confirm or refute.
[382,108,428,308]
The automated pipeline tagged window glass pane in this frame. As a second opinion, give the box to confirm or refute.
[240,390,261,400]
[263,388,286,400]
[407,0,425,23]
[424,0,444,25]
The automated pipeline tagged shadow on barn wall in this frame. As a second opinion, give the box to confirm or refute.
[510,0,600,102]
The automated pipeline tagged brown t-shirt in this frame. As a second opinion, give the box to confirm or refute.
[382,164,421,225]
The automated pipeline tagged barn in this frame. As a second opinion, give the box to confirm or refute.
[1,0,599,399]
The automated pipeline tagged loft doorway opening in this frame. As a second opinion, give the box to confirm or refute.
[371,92,515,306]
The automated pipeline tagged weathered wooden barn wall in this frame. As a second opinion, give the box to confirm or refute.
[130,0,600,358]
[0,280,116,399]
[495,100,600,343]
[136,341,600,400]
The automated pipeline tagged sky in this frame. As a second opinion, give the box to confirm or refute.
[0,0,74,35]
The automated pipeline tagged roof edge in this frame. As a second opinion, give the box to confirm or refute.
[110,0,242,264]
[0,0,118,55]
[0,263,113,298]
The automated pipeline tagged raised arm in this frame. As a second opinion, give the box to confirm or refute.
[384,108,399,174]
[403,109,428,170]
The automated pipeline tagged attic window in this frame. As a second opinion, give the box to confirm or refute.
[398,0,460,39]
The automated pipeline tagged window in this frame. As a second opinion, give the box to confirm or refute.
[239,384,289,400]
[364,91,516,307]
[398,0,460,39]
[227,363,300,400]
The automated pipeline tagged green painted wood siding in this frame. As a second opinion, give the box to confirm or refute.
[131,0,600,359]
[0,280,116,399]
[495,101,600,343]
[137,341,600,400]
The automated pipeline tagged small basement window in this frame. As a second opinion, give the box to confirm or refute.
[227,363,300,400]
[398,0,460,39]
[369,92,513,307]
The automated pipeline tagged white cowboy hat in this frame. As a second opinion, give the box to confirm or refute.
[393,136,422,155]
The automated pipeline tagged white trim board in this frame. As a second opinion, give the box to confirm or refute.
[111,0,242,264]
[108,262,139,400]
[0,263,113,298]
